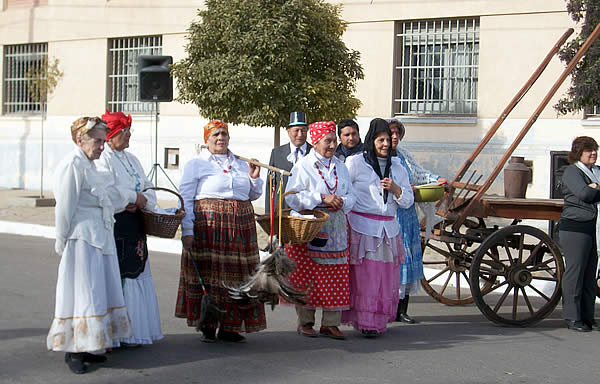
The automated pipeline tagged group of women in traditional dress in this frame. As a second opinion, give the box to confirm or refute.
[283,118,442,339]
[47,114,444,374]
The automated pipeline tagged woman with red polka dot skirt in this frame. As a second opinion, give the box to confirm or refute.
[284,121,356,340]
[341,118,414,337]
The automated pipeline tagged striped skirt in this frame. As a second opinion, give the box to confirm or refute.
[175,199,266,333]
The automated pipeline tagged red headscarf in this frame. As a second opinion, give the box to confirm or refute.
[204,120,229,143]
[102,110,132,140]
[309,121,336,145]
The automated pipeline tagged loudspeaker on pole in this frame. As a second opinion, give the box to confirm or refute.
[138,55,173,102]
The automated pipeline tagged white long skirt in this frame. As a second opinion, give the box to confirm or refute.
[120,260,163,344]
[47,239,132,353]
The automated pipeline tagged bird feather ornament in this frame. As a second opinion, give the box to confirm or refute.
[225,245,308,309]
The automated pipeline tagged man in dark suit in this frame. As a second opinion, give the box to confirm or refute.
[265,111,312,214]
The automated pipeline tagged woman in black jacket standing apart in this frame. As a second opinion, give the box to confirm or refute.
[560,136,600,332]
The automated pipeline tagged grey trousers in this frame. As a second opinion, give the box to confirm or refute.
[296,306,342,327]
[559,230,598,322]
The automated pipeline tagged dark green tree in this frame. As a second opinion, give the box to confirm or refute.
[555,0,600,115]
[171,0,364,145]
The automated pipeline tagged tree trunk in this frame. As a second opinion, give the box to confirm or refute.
[274,125,280,147]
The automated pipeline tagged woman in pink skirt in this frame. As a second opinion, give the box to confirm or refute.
[342,118,414,337]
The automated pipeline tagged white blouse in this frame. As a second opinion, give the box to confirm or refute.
[96,145,157,214]
[345,154,414,238]
[284,150,355,214]
[54,147,117,256]
[180,150,264,236]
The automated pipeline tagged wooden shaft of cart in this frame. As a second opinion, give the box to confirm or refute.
[451,23,600,232]
[446,28,573,189]
[439,28,573,214]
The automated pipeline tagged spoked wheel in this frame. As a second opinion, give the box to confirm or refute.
[421,218,494,305]
[470,225,564,326]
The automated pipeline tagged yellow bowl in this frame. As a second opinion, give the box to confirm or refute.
[414,184,445,202]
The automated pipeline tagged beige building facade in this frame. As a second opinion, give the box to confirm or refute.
[0,0,597,210]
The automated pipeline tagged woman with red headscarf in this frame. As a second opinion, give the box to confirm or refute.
[176,120,266,343]
[284,121,356,340]
[96,111,163,346]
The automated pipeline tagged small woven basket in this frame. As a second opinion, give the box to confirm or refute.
[256,190,330,244]
[141,187,185,239]
[256,209,329,244]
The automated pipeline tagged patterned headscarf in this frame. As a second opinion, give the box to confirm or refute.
[309,121,336,145]
[204,120,229,143]
[70,117,107,143]
[102,110,132,140]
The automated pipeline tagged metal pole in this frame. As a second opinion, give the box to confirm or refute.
[154,100,159,187]
[40,103,45,198]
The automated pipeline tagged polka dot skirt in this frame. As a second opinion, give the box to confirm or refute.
[285,243,350,310]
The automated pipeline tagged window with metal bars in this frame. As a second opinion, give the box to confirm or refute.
[2,43,48,115]
[586,105,600,119]
[107,35,162,114]
[393,18,479,116]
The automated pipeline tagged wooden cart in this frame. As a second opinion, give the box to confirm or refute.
[419,25,600,326]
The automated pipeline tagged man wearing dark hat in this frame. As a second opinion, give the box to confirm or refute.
[265,112,312,214]
[334,119,364,163]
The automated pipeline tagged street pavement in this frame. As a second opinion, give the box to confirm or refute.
[1,189,600,383]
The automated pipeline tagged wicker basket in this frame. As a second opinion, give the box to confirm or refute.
[140,187,185,239]
[256,209,330,244]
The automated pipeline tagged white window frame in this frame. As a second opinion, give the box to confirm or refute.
[393,18,479,116]
[107,35,162,114]
[2,42,48,115]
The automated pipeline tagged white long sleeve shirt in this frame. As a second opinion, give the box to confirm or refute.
[180,150,264,236]
[284,150,355,214]
[345,154,414,238]
[54,147,116,256]
[96,145,157,214]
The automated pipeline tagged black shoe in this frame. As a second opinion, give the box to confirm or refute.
[584,320,600,331]
[201,328,217,343]
[218,330,246,343]
[565,320,592,332]
[64,353,87,374]
[397,313,417,324]
[80,352,107,363]
[360,330,378,338]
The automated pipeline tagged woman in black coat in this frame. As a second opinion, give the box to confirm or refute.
[559,136,600,332]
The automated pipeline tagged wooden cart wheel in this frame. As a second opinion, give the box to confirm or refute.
[470,225,564,326]
[420,218,494,306]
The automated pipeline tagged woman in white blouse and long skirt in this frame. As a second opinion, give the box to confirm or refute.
[47,117,131,374]
[177,120,266,343]
[285,121,356,340]
[96,111,163,346]
[342,118,414,337]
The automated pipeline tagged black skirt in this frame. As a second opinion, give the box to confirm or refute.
[114,210,148,279]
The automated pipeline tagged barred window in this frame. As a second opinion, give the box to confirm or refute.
[108,36,162,114]
[394,18,479,116]
[586,105,600,119]
[2,43,48,115]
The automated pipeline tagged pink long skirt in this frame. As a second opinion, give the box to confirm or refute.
[341,229,403,333]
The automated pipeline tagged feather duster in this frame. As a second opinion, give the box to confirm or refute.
[225,246,308,309]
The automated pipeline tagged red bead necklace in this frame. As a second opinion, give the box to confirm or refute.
[215,154,233,173]
[315,160,338,194]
